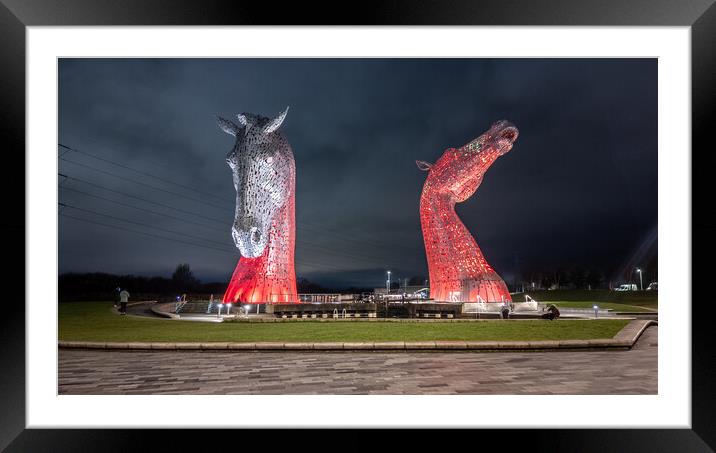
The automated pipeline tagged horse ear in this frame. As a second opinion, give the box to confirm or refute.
[264,106,289,134]
[217,116,239,136]
[416,160,433,171]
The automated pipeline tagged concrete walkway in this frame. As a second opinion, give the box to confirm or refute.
[58,326,657,395]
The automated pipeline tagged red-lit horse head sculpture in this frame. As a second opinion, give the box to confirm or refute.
[217,107,298,304]
[417,120,518,303]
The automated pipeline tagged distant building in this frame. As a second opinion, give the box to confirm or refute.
[374,286,429,298]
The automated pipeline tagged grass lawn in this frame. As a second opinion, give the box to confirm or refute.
[547,301,656,313]
[522,290,658,310]
[59,301,630,343]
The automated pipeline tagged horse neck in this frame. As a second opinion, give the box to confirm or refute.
[419,190,488,277]
[261,195,295,272]
[420,149,503,276]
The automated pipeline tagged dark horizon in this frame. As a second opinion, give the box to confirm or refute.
[58,58,657,289]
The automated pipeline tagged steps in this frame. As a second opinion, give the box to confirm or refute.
[176,301,219,314]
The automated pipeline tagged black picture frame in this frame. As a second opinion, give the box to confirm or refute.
[2,0,713,450]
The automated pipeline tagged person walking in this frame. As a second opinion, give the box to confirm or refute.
[119,288,130,315]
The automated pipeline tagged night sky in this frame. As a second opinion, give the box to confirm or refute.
[58,58,657,288]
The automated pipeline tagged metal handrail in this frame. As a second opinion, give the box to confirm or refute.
[175,294,188,313]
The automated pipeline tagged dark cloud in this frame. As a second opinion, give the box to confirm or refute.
[58,58,657,288]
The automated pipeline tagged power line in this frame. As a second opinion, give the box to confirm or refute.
[61,168,418,257]
[60,212,235,255]
[58,206,333,270]
[60,185,227,234]
[60,135,191,173]
[58,151,420,253]
[58,189,405,267]
[59,156,231,211]
[58,147,419,251]
[59,179,401,265]
[56,145,423,255]
[60,211,384,285]
[59,143,232,204]
[59,202,230,248]
[59,172,229,224]
[57,149,420,267]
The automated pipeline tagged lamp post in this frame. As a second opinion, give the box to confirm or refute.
[382,270,390,319]
[593,305,599,318]
[636,268,643,291]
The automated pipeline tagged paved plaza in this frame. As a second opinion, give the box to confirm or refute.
[58,327,657,395]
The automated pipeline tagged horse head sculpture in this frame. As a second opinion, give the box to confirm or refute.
[217,107,298,304]
[416,120,518,303]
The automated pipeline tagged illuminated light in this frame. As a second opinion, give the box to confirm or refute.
[416,120,518,303]
[217,108,298,304]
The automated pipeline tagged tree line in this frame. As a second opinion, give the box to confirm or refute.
[59,264,373,301]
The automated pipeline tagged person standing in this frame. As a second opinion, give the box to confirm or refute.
[119,288,130,315]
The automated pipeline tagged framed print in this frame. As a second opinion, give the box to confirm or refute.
[2,0,714,450]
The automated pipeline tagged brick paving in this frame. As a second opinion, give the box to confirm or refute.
[58,327,657,395]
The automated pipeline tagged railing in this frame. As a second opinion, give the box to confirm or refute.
[174,294,188,313]
[522,294,545,311]
[299,294,341,303]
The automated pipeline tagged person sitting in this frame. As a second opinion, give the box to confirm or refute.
[541,304,560,320]
[501,304,510,320]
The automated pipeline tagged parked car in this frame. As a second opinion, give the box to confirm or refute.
[614,283,638,291]
[646,282,658,291]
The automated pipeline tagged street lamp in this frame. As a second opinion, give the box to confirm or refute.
[386,270,391,294]
[593,305,599,318]
[636,268,643,291]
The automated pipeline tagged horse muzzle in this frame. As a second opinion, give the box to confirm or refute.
[232,219,268,258]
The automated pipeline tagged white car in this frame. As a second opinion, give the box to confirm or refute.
[646,282,658,291]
